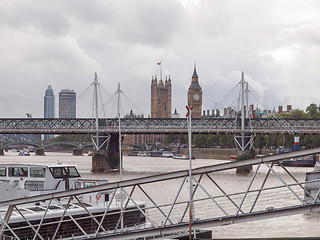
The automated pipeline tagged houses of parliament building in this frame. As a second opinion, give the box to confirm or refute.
[124,65,202,145]
[151,75,172,118]
[151,65,202,119]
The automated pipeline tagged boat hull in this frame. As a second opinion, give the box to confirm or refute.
[281,159,315,167]
[172,155,195,160]
[3,205,146,239]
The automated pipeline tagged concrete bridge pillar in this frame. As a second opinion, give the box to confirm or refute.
[92,133,120,172]
[0,142,4,155]
[73,148,83,156]
[236,149,254,174]
[235,119,254,174]
[35,148,45,156]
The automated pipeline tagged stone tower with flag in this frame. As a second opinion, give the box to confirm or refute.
[151,75,172,118]
[188,64,202,118]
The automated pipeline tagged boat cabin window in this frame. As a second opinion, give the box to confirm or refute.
[68,167,80,177]
[50,167,65,178]
[30,167,46,178]
[84,182,95,188]
[49,166,80,179]
[8,167,28,177]
[0,167,6,176]
[75,182,81,189]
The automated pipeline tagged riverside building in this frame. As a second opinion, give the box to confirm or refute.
[151,76,172,118]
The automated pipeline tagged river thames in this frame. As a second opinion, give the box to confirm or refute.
[2,151,320,239]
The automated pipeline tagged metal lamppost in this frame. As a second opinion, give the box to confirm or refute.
[186,105,194,240]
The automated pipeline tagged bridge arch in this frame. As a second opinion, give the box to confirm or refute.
[4,142,41,149]
[44,142,91,149]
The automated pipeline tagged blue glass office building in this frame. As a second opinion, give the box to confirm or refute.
[44,85,55,118]
[44,85,55,140]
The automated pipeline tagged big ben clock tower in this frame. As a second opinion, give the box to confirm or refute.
[188,64,202,118]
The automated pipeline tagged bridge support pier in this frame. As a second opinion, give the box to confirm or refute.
[0,142,4,155]
[92,133,120,172]
[73,149,83,156]
[35,148,45,156]
[236,150,254,174]
[235,133,254,174]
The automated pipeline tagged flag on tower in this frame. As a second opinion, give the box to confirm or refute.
[157,62,161,65]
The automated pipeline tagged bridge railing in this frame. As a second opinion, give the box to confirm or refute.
[1,148,320,239]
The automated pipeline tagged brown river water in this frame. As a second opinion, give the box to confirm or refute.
[2,151,320,239]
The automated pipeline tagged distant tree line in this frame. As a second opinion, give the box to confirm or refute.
[47,103,320,149]
[165,103,320,149]
[48,134,91,142]
[164,134,234,148]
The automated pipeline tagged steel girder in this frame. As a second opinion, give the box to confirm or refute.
[0,118,319,134]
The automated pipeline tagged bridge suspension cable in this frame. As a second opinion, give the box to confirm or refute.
[104,83,144,118]
[206,72,295,151]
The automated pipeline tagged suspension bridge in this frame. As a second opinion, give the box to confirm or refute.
[0,72,319,171]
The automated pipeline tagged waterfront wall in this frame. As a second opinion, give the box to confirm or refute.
[123,147,277,160]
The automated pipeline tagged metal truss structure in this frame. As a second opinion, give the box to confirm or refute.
[0,118,320,135]
[1,148,320,239]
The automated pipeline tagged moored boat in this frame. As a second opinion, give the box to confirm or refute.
[173,154,195,160]
[0,163,146,239]
[137,151,149,157]
[162,151,174,158]
[18,149,30,156]
[279,136,316,167]
[280,155,316,167]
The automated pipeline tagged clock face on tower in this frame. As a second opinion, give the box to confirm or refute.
[193,94,200,101]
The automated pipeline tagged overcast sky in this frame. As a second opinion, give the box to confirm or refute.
[1,0,320,118]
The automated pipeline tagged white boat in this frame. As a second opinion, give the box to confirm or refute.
[18,149,30,156]
[173,154,195,160]
[173,154,188,160]
[0,163,146,239]
[162,151,174,158]
[137,151,148,157]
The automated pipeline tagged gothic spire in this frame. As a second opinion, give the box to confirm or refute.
[192,62,198,78]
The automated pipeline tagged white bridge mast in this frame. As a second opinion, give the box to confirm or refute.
[91,73,110,150]
[234,72,254,152]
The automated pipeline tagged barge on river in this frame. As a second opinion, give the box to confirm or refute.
[280,155,316,167]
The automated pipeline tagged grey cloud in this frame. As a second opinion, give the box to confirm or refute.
[0,1,71,37]
[279,24,320,47]
[110,0,185,46]
[1,0,320,117]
